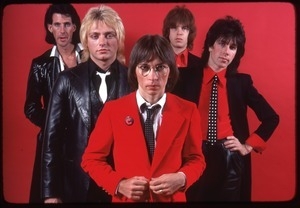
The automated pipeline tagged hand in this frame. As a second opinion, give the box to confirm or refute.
[44,197,62,203]
[224,136,253,155]
[149,172,185,195]
[118,176,149,201]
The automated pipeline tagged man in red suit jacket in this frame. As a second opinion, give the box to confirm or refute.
[81,34,206,202]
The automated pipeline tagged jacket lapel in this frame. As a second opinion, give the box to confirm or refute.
[151,96,185,171]
[70,64,92,132]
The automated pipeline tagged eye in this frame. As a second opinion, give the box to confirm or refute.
[53,22,60,28]
[230,44,237,50]
[155,64,166,72]
[64,22,72,28]
[89,33,99,40]
[182,26,189,31]
[139,64,151,72]
[105,32,116,39]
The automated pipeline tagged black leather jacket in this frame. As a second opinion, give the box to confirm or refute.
[24,49,60,129]
[24,45,83,202]
[42,58,130,202]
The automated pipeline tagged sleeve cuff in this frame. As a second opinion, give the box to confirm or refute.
[245,133,267,153]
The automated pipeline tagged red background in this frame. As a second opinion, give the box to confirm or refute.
[2,2,296,203]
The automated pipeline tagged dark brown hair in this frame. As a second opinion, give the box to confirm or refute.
[128,35,179,92]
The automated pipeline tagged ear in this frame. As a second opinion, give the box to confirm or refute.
[47,24,53,33]
[72,24,76,32]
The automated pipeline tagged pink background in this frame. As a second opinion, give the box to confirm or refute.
[2,2,296,203]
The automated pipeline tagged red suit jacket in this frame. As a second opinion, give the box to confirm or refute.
[81,92,205,202]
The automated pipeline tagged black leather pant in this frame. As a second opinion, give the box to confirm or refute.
[186,139,244,201]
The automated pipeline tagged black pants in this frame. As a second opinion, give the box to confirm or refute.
[186,140,244,201]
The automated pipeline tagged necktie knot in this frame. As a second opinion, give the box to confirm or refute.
[141,104,161,119]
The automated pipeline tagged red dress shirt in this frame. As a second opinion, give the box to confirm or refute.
[198,66,266,152]
[175,48,188,67]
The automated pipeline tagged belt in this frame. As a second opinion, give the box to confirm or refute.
[203,138,227,146]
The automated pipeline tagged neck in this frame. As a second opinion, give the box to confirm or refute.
[172,47,186,55]
[139,89,164,105]
[57,44,75,56]
[91,57,115,72]
[207,63,226,73]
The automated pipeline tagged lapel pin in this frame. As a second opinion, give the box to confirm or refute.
[125,116,134,126]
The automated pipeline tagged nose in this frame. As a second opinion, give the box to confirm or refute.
[58,25,66,33]
[148,68,159,79]
[223,45,231,55]
[176,27,184,34]
[98,35,107,46]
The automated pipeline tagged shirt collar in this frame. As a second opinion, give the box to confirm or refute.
[175,48,188,67]
[136,90,166,113]
[203,66,226,87]
[49,43,83,71]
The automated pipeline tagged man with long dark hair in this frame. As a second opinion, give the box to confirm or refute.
[24,4,82,203]
[186,16,279,201]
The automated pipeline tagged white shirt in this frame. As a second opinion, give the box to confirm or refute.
[136,90,166,145]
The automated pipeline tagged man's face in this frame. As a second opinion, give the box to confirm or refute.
[136,57,170,102]
[87,21,118,66]
[48,13,76,48]
[168,24,189,53]
[208,38,238,71]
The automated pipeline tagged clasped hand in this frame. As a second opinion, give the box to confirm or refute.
[118,172,185,201]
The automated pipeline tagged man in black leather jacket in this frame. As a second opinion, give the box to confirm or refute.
[24,4,82,203]
[41,5,130,203]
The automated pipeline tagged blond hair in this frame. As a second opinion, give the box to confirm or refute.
[80,5,125,64]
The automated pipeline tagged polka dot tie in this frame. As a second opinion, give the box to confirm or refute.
[142,104,161,162]
[207,75,218,144]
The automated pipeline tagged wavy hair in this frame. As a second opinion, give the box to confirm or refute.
[44,4,81,45]
[201,15,246,75]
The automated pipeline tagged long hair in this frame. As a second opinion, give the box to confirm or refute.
[44,4,81,45]
[162,5,197,50]
[128,35,179,92]
[201,15,246,75]
[80,5,125,64]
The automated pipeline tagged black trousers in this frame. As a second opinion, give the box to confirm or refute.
[186,140,244,201]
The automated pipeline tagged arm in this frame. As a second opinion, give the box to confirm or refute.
[225,75,279,154]
[178,104,206,188]
[24,60,47,127]
[81,103,124,196]
[246,76,279,142]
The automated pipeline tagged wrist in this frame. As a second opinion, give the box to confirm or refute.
[244,144,253,154]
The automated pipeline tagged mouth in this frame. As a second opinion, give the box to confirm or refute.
[146,84,159,89]
[219,57,228,62]
[97,49,109,53]
[59,37,67,41]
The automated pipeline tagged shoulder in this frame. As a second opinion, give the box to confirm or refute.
[115,61,128,73]
[188,52,201,61]
[109,92,134,104]
[103,92,135,112]
[228,72,252,81]
[167,93,197,109]
[31,48,53,63]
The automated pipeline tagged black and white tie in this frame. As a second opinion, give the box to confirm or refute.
[142,104,161,162]
[207,75,218,144]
